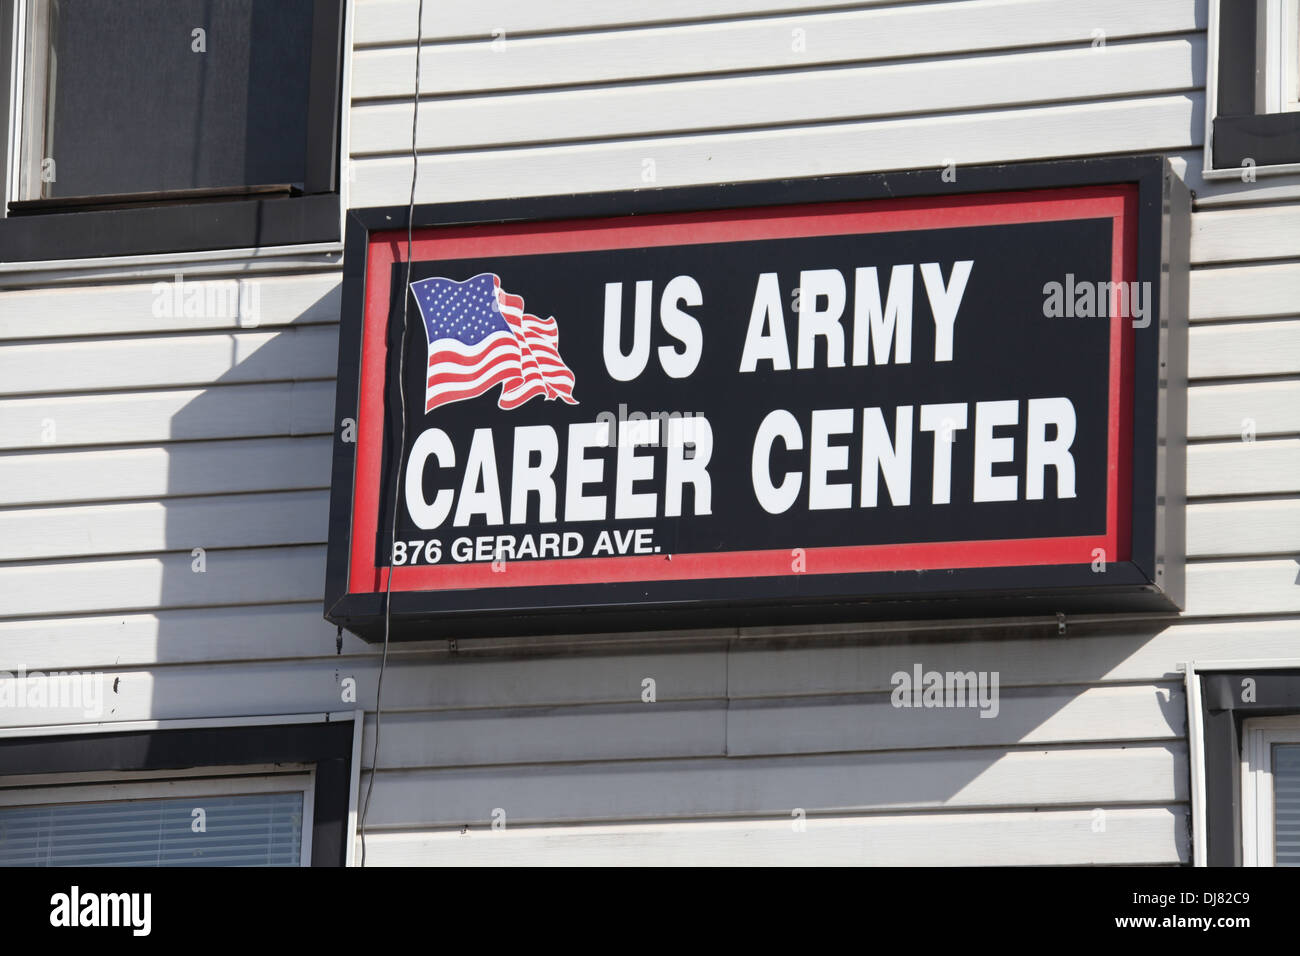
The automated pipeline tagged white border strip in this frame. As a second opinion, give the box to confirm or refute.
[1202,0,1221,181]
[1183,660,1207,867]
[337,0,355,240]
[0,710,356,739]
[4,0,25,209]
[346,707,363,867]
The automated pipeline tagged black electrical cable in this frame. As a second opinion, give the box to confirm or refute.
[359,0,423,868]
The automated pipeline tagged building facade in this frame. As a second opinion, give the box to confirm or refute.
[0,0,1297,866]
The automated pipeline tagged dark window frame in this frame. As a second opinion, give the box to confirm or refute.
[1200,669,1300,866]
[1212,0,1300,170]
[0,0,344,263]
[0,719,355,867]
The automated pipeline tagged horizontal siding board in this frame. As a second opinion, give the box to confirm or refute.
[0,656,356,726]
[0,273,340,340]
[354,0,937,45]
[0,601,1289,679]
[348,95,1198,207]
[356,685,1180,771]
[1187,381,1300,438]
[351,0,1200,95]
[0,381,334,451]
[0,255,342,292]
[0,649,728,726]
[0,490,329,561]
[1184,173,1300,209]
[0,326,339,397]
[363,744,1186,826]
[0,604,347,672]
[351,38,1202,154]
[1189,262,1300,321]
[0,436,332,507]
[0,545,324,618]
[1182,559,1300,616]
[725,684,1183,757]
[0,617,1296,714]
[1187,439,1300,496]
[361,702,729,769]
[367,647,730,712]
[1166,151,1300,211]
[1185,499,1300,557]
[728,618,1300,698]
[360,806,1187,865]
[1187,319,1300,379]
[1191,205,1300,264]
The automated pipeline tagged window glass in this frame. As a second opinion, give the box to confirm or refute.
[32,0,314,199]
[1274,744,1300,866]
[0,791,304,866]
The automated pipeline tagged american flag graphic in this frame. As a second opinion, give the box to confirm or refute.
[410,273,578,413]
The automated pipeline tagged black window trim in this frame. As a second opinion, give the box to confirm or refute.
[1208,0,1300,173]
[0,0,345,264]
[0,717,357,867]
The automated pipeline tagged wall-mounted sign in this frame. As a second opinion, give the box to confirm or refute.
[325,158,1188,641]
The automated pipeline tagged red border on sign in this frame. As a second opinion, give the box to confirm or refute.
[349,186,1137,594]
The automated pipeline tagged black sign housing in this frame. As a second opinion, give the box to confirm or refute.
[325,157,1189,641]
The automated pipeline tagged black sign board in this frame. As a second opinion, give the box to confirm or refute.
[325,158,1188,641]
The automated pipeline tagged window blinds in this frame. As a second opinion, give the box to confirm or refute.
[1275,744,1300,867]
[0,791,304,867]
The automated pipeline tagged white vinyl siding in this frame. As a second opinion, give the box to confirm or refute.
[0,0,1296,865]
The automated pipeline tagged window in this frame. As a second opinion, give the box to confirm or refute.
[0,0,344,262]
[0,766,314,866]
[0,720,356,867]
[1260,0,1300,114]
[1205,0,1300,176]
[1192,667,1300,865]
[1241,717,1300,866]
